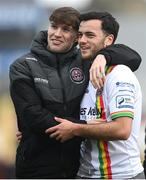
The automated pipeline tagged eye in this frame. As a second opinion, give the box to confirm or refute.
[51,24,57,29]
[63,28,70,32]
[87,34,95,38]
[50,23,57,29]
[78,33,82,38]
[63,27,71,32]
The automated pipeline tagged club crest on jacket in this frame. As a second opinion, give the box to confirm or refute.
[70,67,85,84]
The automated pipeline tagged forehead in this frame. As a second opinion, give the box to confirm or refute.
[50,22,78,34]
[50,21,71,27]
[79,19,102,32]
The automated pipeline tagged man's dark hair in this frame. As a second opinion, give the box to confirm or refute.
[49,7,80,31]
[80,12,119,43]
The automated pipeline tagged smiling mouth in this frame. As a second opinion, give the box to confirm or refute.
[81,47,90,52]
[80,45,90,49]
[51,39,62,44]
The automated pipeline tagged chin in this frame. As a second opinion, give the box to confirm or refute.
[83,57,90,60]
[50,47,63,53]
[82,55,91,60]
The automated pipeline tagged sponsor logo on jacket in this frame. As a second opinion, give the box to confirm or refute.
[34,77,48,84]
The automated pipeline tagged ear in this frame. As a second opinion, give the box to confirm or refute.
[104,34,114,48]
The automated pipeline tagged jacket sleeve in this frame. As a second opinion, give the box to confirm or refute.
[98,44,141,72]
[9,62,59,134]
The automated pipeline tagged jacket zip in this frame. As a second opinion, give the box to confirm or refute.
[56,56,67,177]
[56,57,67,113]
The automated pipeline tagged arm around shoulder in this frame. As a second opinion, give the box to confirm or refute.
[98,44,142,71]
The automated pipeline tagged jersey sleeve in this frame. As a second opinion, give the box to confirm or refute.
[105,65,136,120]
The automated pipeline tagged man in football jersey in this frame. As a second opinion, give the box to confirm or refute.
[46,11,144,179]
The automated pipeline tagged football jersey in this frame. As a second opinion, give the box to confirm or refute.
[78,65,143,179]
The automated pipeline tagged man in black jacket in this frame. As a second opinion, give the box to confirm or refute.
[9,7,141,179]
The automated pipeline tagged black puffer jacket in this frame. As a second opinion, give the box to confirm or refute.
[9,31,141,178]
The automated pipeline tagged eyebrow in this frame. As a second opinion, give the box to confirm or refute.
[78,31,96,35]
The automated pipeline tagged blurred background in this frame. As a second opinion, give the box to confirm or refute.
[0,0,146,178]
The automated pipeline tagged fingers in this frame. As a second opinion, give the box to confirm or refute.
[45,117,67,134]
[49,131,59,138]
[49,131,64,142]
[45,126,62,140]
[90,54,106,89]
[54,117,64,122]
[45,126,58,134]
[16,131,22,141]
[46,128,65,142]
[90,68,105,89]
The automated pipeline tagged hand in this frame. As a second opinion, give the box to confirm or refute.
[16,131,22,142]
[45,117,76,142]
[90,54,106,89]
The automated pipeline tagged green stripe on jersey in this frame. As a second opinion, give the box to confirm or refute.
[111,111,134,120]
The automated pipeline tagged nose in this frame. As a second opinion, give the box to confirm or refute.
[78,34,87,44]
[54,28,62,37]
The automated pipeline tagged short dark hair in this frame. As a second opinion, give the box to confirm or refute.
[80,12,119,43]
[49,7,80,31]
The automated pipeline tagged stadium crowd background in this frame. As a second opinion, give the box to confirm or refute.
[0,0,146,178]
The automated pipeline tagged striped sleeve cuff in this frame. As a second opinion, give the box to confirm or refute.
[111,111,134,120]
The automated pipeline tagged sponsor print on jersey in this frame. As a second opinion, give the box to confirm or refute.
[116,95,134,109]
[116,82,135,94]
[80,107,103,121]
[70,67,85,84]
[116,82,135,88]
[118,89,134,93]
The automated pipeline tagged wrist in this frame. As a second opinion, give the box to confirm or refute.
[72,123,82,137]
[98,51,111,65]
